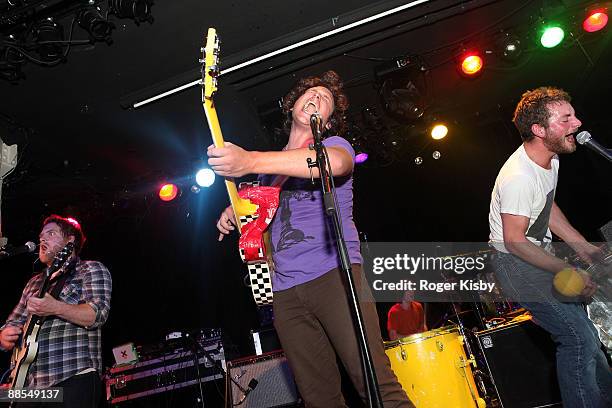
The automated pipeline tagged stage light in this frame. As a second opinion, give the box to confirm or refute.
[195,168,215,188]
[379,76,426,123]
[348,134,369,164]
[158,183,179,202]
[540,25,564,48]
[431,124,448,140]
[78,6,115,43]
[459,52,483,76]
[355,152,369,164]
[0,60,22,82]
[34,18,64,61]
[497,33,522,61]
[583,10,608,33]
[109,0,154,24]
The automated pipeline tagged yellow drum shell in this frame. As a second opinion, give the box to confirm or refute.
[384,326,482,408]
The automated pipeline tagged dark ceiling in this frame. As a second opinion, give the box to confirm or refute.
[1,0,611,364]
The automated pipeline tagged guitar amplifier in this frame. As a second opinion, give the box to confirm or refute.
[227,350,300,408]
[105,336,225,404]
[475,316,562,408]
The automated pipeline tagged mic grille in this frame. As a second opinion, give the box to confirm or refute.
[25,241,37,252]
[576,131,591,145]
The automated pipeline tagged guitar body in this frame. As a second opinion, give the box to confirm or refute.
[585,253,612,350]
[9,317,42,389]
[202,28,278,306]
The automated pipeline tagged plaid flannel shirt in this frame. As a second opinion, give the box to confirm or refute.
[1,258,112,388]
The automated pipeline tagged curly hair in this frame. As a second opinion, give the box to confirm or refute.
[513,86,571,142]
[43,215,87,254]
[281,70,349,136]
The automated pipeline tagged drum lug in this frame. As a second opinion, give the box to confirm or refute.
[400,346,407,361]
[436,340,444,351]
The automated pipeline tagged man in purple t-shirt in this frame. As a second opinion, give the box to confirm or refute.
[210,71,412,408]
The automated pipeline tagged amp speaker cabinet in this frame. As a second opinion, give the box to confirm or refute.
[475,315,562,408]
[227,350,300,408]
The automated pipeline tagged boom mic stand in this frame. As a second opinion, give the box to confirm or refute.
[306,113,383,407]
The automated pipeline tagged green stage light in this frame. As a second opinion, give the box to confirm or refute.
[540,26,564,48]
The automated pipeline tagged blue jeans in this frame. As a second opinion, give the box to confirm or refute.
[492,251,612,408]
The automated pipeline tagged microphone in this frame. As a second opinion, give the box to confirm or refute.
[310,112,322,138]
[0,241,37,260]
[576,131,612,163]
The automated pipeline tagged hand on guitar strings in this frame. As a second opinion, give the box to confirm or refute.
[0,325,22,351]
[27,293,62,317]
[207,142,253,178]
[573,242,606,265]
[217,205,236,241]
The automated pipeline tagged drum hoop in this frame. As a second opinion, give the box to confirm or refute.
[385,325,459,348]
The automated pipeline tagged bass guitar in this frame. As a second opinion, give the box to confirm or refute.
[201,28,279,306]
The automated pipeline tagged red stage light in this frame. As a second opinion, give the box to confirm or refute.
[460,53,483,76]
[583,10,608,32]
[158,183,179,202]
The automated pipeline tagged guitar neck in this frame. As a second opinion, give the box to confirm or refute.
[203,98,252,232]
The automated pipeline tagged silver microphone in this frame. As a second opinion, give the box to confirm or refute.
[310,112,322,137]
[576,131,612,163]
[0,241,38,260]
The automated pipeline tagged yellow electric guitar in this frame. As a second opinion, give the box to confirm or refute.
[201,28,279,306]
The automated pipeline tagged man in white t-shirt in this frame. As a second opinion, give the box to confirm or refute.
[488,86,612,407]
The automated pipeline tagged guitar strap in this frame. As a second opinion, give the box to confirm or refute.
[47,258,77,302]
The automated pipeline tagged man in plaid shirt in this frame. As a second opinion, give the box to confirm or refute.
[0,215,112,407]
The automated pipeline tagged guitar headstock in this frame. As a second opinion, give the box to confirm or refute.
[49,242,75,274]
[201,27,220,100]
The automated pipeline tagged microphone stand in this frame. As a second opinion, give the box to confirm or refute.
[184,333,254,407]
[306,113,384,408]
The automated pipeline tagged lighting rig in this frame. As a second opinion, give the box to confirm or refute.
[0,0,154,80]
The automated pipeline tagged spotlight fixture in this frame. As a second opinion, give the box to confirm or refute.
[583,9,608,33]
[34,18,64,61]
[348,134,369,164]
[431,124,448,140]
[78,6,115,43]
[195,168,215,188]
[158,183,179,202]
[496,32,522,61]
[109,0,154,24]
[379,77,426,123]
[458,50,484,77]
[540,25,565,48]
[0,60,23,82]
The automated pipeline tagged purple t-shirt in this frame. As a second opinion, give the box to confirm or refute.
[260,136,362,292]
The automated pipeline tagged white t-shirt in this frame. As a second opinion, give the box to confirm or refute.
[489,144,558,252]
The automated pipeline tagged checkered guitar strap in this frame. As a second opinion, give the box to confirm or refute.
[238,181,278,306]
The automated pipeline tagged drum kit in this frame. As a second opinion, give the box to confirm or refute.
[385,325,486,408]
[383,265,529,408]
[380,231,612,407]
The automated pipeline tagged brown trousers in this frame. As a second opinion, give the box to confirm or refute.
[273,264,414,408]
